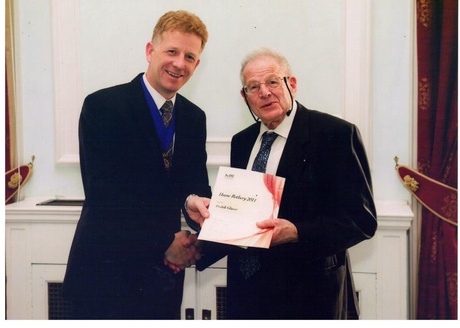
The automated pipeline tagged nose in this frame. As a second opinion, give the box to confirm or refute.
[173,55,187,69]
[258,83,272,98]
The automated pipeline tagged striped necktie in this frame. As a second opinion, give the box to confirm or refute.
[160,100,173,170]
[160,100,173,127]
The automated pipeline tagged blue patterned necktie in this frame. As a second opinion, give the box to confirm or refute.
[160,100,173,170]
[251,132,278,173]
[240,131,278,279]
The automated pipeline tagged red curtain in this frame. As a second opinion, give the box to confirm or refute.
[416,0,458,319]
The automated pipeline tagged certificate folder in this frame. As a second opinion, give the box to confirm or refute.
[198,166,285,248]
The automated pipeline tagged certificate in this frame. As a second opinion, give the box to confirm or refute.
[198,166,285,248]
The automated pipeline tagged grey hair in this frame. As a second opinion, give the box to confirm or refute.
[240,48,292,84]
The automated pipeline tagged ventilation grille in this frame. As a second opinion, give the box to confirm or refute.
[216,286,227,320]
[47,282,227,319]
[48,282,73,319]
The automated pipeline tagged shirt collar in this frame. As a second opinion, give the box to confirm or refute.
[142,74,176,109]
[259,100,297,139]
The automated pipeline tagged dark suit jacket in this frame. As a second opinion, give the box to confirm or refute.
[197,103,377,319]
[62,74,211,318]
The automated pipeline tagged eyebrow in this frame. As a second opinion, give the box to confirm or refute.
[246,74,279,83]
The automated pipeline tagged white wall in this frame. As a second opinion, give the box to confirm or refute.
[12,0,414,204]
[372,0,416,202]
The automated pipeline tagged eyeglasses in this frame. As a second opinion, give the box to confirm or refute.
[243,75,287,95]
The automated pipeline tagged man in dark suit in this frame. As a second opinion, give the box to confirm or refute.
[186,48,377,319]
[62,11,211,319]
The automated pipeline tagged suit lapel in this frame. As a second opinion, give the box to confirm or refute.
[129,75,167,173]
[277,103,311,178]
[169,96,186,173]
[232,124,260,170]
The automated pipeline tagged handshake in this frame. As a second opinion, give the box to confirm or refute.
[163,230,202,274]
[164,195,211,273]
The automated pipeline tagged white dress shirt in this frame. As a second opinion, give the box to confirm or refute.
[246,101,298,175]
[142,74,176,113]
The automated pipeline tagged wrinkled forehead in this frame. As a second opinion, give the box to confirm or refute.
[242,56,283,82]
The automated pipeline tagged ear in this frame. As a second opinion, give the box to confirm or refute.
[145,42,154,63]
[288,76,297,96]
[194,59,201,70]
[240,89,251,108]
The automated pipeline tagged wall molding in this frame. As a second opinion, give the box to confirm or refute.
[51,0,81,165]
[51,1,231,167]
[343,0,372,164]
[51,0,373,166]
[206,138,231,167]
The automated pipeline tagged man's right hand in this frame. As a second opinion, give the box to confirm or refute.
[164,231,202,273]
